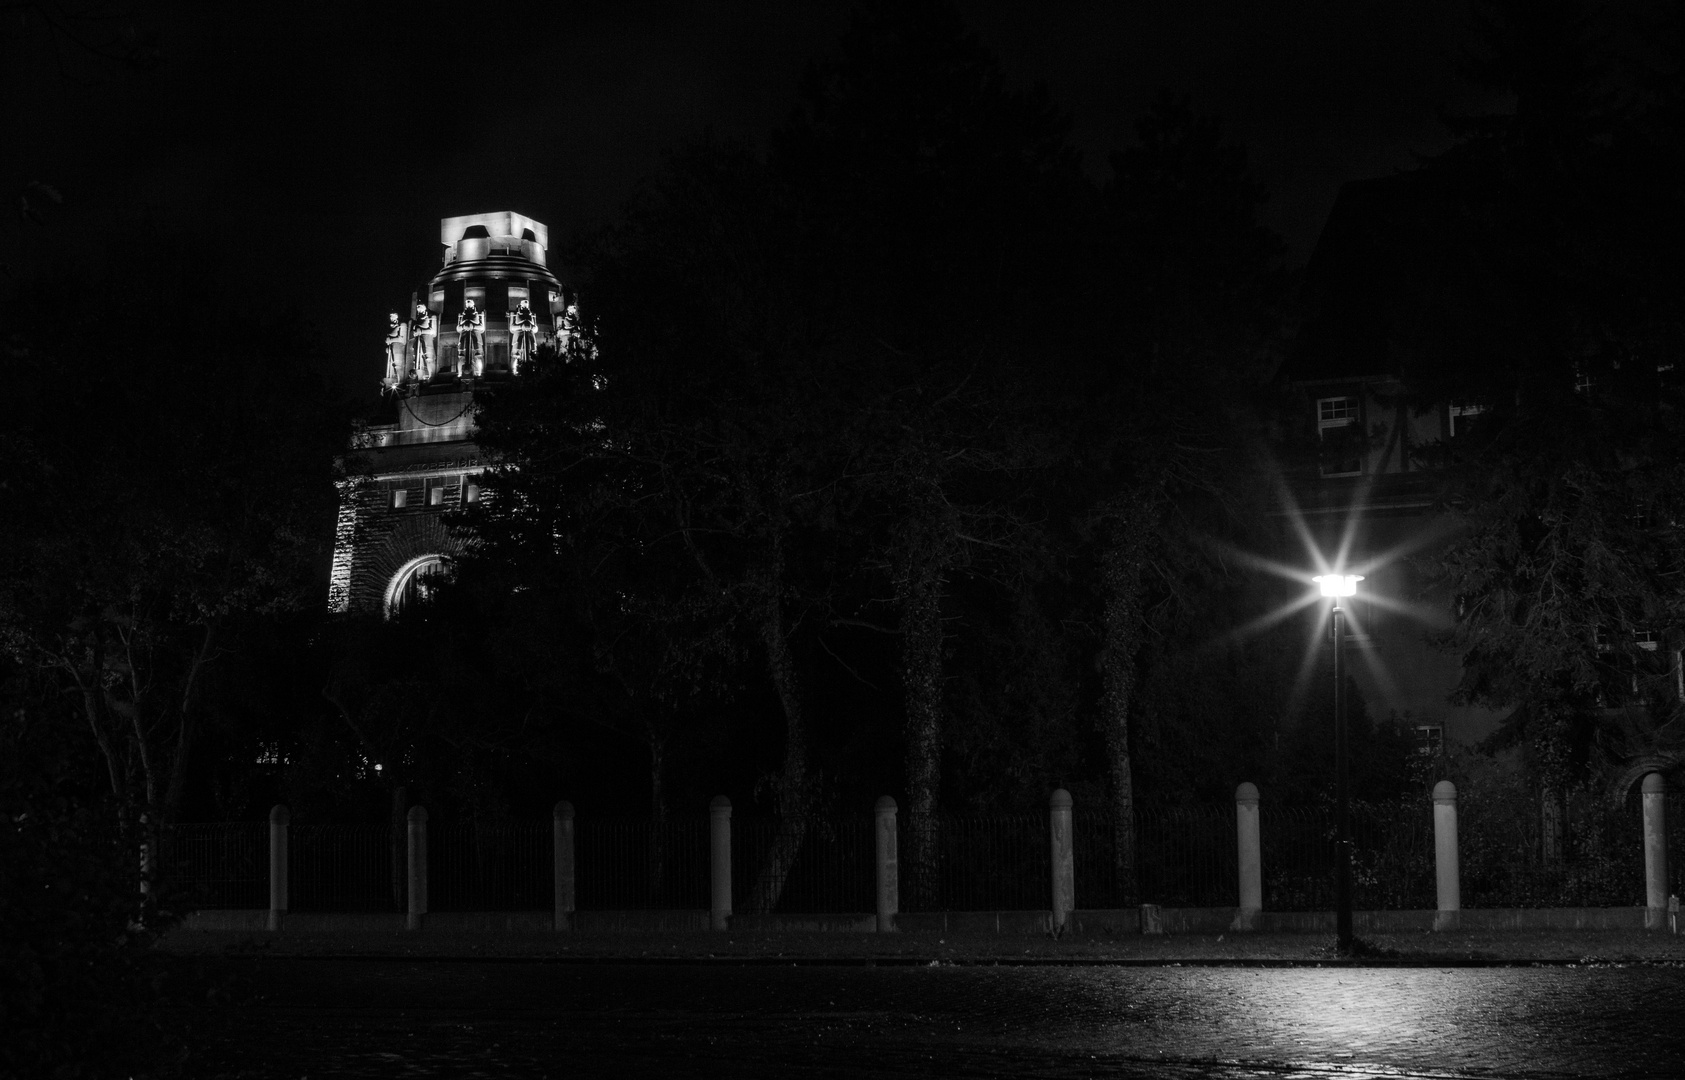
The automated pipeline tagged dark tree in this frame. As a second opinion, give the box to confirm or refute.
[0,268,341,890]
[1400,1,1685,791]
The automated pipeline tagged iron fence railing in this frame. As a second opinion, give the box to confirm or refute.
[159,822,267,909]
[429,822,551,911]
[574,817,709,910]
[733,816,876,914]
[160,791,1682,915]
[290,824,400,912]
[1258,803,1435,912]
[1458,796,1651,909]
[1134,805,1238,909]
[898,813,1049,912]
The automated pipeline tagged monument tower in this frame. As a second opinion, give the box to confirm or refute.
[329,211,571,614]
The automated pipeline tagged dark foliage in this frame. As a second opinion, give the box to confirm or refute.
[1396,1,1685,785]
[0,681,186,1078]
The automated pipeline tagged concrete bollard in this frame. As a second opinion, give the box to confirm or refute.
[709,796,732,931]
[1232,783,1261,931]
[1049,789,1074,934]
[1643,773,1668,930]
[875,796,899,933]
[553,801,575,931]
[267,804,289,932]
[1433,780,1461,931]
[406,805,428,931]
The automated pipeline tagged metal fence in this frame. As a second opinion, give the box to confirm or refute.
[159,790,1679,915]
[575,816,710,910]
[897,814,1049,912]
[291,824,400,911]
[1260,803,1435,911]
[159,822,267,909]
[734,815,876,914]
[430,822,551,911]
[1456,794,1682,909]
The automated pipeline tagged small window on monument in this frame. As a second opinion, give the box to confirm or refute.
[391,489,408,510]
[428,486,443,507]
[464,480,480,504]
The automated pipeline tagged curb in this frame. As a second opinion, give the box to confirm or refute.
[183,952,1678,969]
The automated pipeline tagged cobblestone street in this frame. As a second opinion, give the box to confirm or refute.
[185,959,1685,1078]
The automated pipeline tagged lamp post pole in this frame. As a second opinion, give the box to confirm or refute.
[1314,573,1361,955]
[1333,599,1353,953]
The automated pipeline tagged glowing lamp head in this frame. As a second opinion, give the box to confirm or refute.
[1314,574,1363,598]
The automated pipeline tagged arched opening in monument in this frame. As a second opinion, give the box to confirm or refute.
[384,554,453,617]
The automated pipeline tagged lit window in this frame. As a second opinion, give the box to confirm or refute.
[391,488,408,509]
[464,479,480,504]
[1575,366,1594,394]
[1635,629,1658,652]
[1414,725,1443,756]
[428,485,444,507]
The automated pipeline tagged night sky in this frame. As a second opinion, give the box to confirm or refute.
[4,0,1490,394]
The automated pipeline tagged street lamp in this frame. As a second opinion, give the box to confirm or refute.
[1313,573,1363,953]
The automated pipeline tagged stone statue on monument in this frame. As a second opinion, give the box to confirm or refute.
[409,302,437,382]
[457,298,485,377]
[510,298,537,372]
[382,312,407,389]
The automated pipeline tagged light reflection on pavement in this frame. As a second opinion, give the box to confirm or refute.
[190,960,1685,1078]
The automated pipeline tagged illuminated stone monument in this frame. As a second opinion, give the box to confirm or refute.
[328,211,569,614]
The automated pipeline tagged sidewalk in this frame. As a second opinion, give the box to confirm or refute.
[155,926,1685,966]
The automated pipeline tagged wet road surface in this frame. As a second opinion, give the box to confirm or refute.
[186,959,1685,1078]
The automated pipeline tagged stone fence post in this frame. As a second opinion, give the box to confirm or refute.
[553,800,575,931]
[709,796,732,931]
[1643,773,1668,930]
[267,804,289,932]
[1049,789,1074,934]
[1433,780,1461,931]
[406,805,428,931]
[875,796,899,933]
[1232,783,1261,931]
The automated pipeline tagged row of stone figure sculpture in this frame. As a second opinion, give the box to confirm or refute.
[383,298,576,387]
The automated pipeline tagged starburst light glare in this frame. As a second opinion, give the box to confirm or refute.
[1313,574,1363,598]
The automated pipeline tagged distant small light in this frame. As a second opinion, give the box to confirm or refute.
[374,763,383,772]
[1313,574,1363,598]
